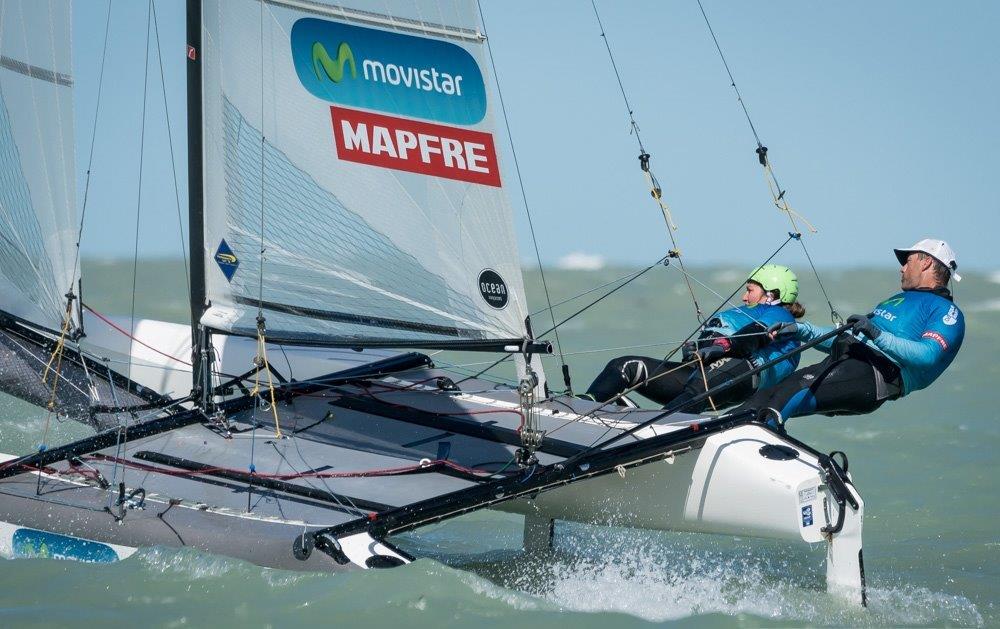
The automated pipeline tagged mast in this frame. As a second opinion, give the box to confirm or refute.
[186,0,207,399]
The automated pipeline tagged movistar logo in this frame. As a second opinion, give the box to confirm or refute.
[291,18,486,125]
[312,40,464,96]
[880,297,905,307]
[312,41,356,83]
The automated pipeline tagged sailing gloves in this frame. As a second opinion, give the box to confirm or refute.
[767,321,799,339]
[682,340,729,363]
[847,314,882,339]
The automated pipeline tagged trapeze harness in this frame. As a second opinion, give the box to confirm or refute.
[585,302,800,412]
[741,287,965,421]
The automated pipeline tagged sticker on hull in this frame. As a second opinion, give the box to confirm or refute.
[11,528,120,563]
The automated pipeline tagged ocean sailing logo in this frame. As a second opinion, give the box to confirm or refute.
[478,269,508,309]
[291,18,486,125]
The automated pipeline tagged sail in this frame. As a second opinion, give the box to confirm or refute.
[0,0,78,334]
[198,0,530,348]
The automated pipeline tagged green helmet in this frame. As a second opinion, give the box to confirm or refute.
[748,264,798,304]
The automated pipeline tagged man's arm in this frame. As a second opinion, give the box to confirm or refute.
[871,331,943,370]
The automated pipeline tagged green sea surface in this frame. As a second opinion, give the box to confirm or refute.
[0,259,996,627]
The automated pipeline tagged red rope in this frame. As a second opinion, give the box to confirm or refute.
[87,453,490,481]
[83,303,191,366]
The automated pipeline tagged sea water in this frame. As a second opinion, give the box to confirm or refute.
[0,260,995,627]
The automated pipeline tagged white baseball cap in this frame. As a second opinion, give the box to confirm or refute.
[893,238,961,282]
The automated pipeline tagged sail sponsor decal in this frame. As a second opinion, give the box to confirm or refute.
[215,239,239,282]
[291,18,486,126]
[478,269,508,309]
[331,106,500,186]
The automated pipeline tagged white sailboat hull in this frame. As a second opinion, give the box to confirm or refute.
[3,314,863,605]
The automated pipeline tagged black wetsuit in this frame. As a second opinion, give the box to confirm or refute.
[585,303,798,412]
[586,354,755,413]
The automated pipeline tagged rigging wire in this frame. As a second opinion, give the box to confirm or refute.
[71,0,113,308]
[150,0,190,296]
[475,0,572,392]
[252,0,281,439]
[695,0,842,324]
[590,0,704,323]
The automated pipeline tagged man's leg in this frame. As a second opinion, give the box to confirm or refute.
[740,357,890,421]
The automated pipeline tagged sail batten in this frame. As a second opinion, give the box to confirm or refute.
[265,0,482,42]
[199,0,530,349]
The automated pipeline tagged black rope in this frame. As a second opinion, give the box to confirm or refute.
[695,0,841,325]
[567,233,796,422]
[476,0,570,391]
[536,254,670,339]
[150,0,189,296]
[529,264,663,316]
[454,253,670,386]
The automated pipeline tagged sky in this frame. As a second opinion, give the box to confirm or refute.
[72,0,999,270]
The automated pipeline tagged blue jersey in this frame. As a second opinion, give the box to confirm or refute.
[704,303,800,390]
[797,290,964,395]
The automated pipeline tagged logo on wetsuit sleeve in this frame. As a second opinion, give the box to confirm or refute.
[922,331,949,350]
[943,305,959,326]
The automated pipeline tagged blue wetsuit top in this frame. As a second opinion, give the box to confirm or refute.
[795,289,964,395]
[703,303,800,390]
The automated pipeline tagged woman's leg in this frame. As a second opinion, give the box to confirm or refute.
[666,357,756,413]
[585,356,692,405]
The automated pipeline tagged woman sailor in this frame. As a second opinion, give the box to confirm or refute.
[583,264,805,412]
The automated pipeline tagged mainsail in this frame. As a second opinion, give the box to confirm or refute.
[197,0,530,348]
[0,0,78,334]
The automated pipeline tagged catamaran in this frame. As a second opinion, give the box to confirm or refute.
[0,0,866,605]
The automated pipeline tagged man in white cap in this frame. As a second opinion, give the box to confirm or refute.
[741,239,965,423]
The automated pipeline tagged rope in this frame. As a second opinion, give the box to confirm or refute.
[87,453,497,482]
[695,0,842,325]
[591,0,704,322]
[694,352,717,412]
[558,234,796,422]
[250,326,282,439]
[476,0,571,391]
[38,299,76,451]
[83,304,191,365]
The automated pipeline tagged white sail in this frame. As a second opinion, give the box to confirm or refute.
[0,0,78,333]
[198,0,530,347]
